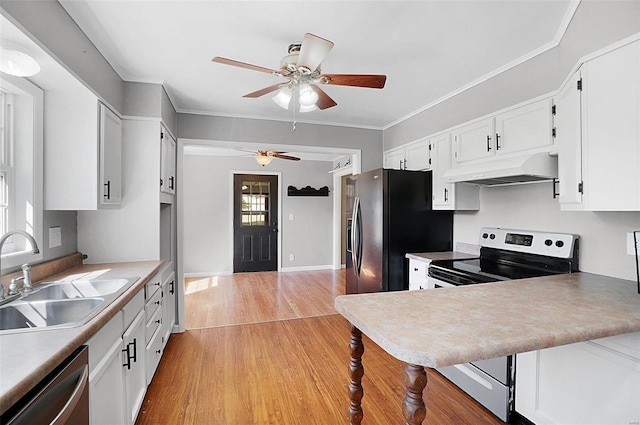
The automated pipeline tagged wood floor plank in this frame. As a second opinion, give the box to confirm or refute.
[137,270,506,424]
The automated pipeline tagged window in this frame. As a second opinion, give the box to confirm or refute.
[0,75,43,270]
[0,91,13,237]
[240,180,270,226]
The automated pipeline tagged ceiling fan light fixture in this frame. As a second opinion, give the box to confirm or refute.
[299,103,317,113]
[272,86,293,109]
[298,84,318,107]
[0,46,40,77]
[254,154,273,166]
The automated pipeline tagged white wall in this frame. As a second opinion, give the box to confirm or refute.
[453,183,640,281]
[183,154,333,275]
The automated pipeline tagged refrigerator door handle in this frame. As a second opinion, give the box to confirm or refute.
[355,197,363,276]
[352,197,361,277]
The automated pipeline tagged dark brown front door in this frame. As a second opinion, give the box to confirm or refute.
[233,174,278,273]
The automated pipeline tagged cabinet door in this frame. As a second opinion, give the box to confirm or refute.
[162,272,176,345]
[99,103,122,206]
[383,148,405,170]
[494,99,553,155]
[123,310,146,425]
[90,338,125,425]
[556,68,584,207]
[582,40,640,210]
[431,133,454,209]
[160,128,176,195]
[452,117,495,164]
[404,141,430,171]
[516,334,640,424]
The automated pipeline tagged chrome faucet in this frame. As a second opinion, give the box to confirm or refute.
[0,230,40,301]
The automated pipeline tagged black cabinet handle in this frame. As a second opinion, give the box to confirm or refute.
[486,135,492,152]
[104,180,111,199]
[496,133,501,150]
[169,176,174,190]
[169,280,175,295]
[444,188,449,203]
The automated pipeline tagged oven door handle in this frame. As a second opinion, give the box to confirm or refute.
[51,364,89,425]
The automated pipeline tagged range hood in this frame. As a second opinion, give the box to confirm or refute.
[442,152,558,186]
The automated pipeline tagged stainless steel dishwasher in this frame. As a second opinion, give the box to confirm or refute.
[1,346,89,425]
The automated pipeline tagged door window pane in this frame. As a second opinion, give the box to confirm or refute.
[241,180,270,226]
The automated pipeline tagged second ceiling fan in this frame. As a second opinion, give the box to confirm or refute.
[212,33,386,112]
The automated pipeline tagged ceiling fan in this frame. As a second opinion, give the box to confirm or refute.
[252,150,300,166]
[212,33,387,113]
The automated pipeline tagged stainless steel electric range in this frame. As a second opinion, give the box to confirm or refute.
[427,227,580,422]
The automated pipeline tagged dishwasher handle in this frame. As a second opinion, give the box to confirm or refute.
[51,365,89,425]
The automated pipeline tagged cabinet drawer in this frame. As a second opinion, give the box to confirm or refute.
[123,290,144,331]
[146,326,164,385]
[145,305,162,345]
[144,276,162,299]
[145,287,162,323]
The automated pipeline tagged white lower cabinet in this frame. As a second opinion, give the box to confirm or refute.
[408,259,430,290]
[88,291,147,425]
[516,331,640,424]
[87,311,125,425]
[122,310,146,425]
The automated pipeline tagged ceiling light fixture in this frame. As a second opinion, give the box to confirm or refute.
[272,86,293,110]
[255,154,273,166]
[0,46,40,77]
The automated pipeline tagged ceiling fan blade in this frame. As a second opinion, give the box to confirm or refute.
[273,153,300,161]
[243,84,283,98]
[322,74,387,89]
[212,57,279,75]
[297,33,334,73]
[312,85,338,110]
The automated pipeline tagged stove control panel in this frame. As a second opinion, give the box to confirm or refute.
[479,227,578,259]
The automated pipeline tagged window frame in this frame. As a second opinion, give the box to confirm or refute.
[0,75,43,271]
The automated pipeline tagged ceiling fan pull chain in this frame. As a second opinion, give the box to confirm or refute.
[292,87,297,131]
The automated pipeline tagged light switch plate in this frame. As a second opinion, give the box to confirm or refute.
[49,226,62,248]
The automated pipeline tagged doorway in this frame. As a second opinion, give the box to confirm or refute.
[233,174,279,272]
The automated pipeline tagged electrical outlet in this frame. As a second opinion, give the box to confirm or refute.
[49,226,62,248]
[628,232,640,256]
[289,254,295,261]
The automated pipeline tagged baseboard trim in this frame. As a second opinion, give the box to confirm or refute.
[184,271,232,278]
[280,265,334,273]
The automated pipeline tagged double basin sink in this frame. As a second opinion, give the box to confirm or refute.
[0,277,139,334]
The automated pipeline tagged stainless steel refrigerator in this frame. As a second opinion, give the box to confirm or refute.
[345,169,453,294]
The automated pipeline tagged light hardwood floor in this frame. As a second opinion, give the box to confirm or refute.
[135,270,506,425]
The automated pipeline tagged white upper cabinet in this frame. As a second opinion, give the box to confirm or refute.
[557,39,640,211]
[383,139,430,171]
[452,117,495,164]
[494,98,554,155]
[431,133,479,211]
[452,98,553,166]
[45,98,122,210]
[99,103,123,206]
[160,125,176,201]
[556,68,583,207]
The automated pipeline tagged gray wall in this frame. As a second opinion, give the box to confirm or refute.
[454,184,640,281]
[178,114,383,172]
[124,82,178,136]
[183,154,333,275]
[384,0,640,149]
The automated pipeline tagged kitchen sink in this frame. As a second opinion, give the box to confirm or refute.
[0,277,139,334]
[22,278,137,301]
[0,298,104,331]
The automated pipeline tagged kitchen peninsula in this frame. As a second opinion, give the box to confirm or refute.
[334,272,640,424]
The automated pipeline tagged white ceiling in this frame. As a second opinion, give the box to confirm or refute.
[58,0,578,131]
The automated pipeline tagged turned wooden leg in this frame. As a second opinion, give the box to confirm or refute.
[349,325,364,425]
[402,364,427,425]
